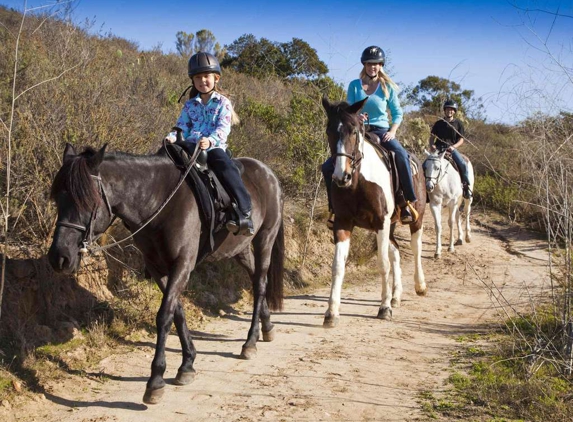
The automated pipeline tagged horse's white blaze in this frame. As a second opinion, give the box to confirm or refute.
[326,238,350,318]
[360,140,395,213]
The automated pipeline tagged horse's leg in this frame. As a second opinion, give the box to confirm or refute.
[447,200,459,252]
[410,224,427,295]
[376,219,393,320]
[143,259,193,405]
[464,197,473,243]
[389,237,402,308]
[324,229,351,327]
[234,247,273,359]
[430,200,442,259]
[146,266,197,388]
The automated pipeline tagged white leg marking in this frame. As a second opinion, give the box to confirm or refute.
[389,242,402,307]
[411,227,426,294]
[326,239,350,319]
[376,218,392,309]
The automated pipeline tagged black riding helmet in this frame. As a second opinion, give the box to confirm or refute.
[188,52,221,78]
[443,99,458,111]
[361,46,385,65]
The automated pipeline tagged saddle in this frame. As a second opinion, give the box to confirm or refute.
[364,132,420,211]
[162,142,244,257]
[442,150,469,180]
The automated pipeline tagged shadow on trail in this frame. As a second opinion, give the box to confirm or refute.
[44,392,147,412]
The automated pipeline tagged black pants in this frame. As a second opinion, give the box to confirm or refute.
[185,143,252,214]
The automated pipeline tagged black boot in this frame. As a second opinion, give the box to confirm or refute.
[462,182,472,199]
[226,207,254,236]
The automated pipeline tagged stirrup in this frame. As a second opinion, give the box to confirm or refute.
[462,183,473,200]
[326,213,335,230]
[399,202,419,225]
[226,208,254,236]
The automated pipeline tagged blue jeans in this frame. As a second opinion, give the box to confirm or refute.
[321,128,417,211]
[435,143,469,185]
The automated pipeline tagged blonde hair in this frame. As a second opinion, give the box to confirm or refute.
[359,67,399,99]
[189,74,241,125]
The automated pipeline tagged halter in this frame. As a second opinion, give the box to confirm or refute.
[56,174,115,254]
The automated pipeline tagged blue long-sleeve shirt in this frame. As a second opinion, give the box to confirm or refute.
[347,79,403,128]
[173,91,233,150]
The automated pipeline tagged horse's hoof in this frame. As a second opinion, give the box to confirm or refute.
[143,386,165,405]
[455,239,463,246]
[448,247,455,253]
[415,286,427,296]
[390,298,401,308]
[323,315,339,328]
[434,253,441,259]
[465,236,471,243]
[377,307,392,320]
[240,346,257,360]
[174,369,196,385]
[262,327,275,342]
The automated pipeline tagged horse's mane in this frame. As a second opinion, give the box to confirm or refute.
[50,147,102,213]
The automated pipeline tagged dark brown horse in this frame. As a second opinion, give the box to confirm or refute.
[322,97,426,326]
[48,143,284,404]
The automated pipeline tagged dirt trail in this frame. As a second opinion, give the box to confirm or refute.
[2,209,551,421]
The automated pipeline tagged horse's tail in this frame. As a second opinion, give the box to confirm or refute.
[266,220,284,311]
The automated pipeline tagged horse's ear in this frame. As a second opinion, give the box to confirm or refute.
[63,143,77,165]
[347,97,368,115]
[87,143,107,170]
[321,95,331,112]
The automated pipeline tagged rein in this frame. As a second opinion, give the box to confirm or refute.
[59,142,202,255]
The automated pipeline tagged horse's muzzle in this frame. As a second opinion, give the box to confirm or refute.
[426,181,435,192]
[48,246,80,274]
[333,173,352,188]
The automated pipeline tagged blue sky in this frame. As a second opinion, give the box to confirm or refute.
[3,0,572,124]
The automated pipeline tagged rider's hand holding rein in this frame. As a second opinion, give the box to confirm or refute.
[198,137,211,150]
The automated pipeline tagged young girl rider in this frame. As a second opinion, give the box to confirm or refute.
[166,52,253,236]
[322,45,418,225]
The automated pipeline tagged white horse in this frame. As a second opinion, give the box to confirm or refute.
[423,150,474,259]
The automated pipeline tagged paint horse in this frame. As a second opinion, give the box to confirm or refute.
[48,143,284,404]
[322,97,426,326]
[423,149,474,258]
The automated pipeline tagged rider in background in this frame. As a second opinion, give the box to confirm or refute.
[165,52,254,236]
[428,99,472,199]
[322,45,419,226]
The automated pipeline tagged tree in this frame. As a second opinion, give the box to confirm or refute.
[175,29,226,59]
[404,75,485,120]
[223,34,328,79]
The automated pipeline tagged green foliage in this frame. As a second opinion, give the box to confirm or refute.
[175,29,225,59]
[223,33,328,79]
[474,174,521,217]
[404,75,485,120]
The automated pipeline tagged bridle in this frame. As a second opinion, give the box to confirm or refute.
[55,143,202,255]
[424,152,450,186]
[56,174,115,254]
[334,122,364,176]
